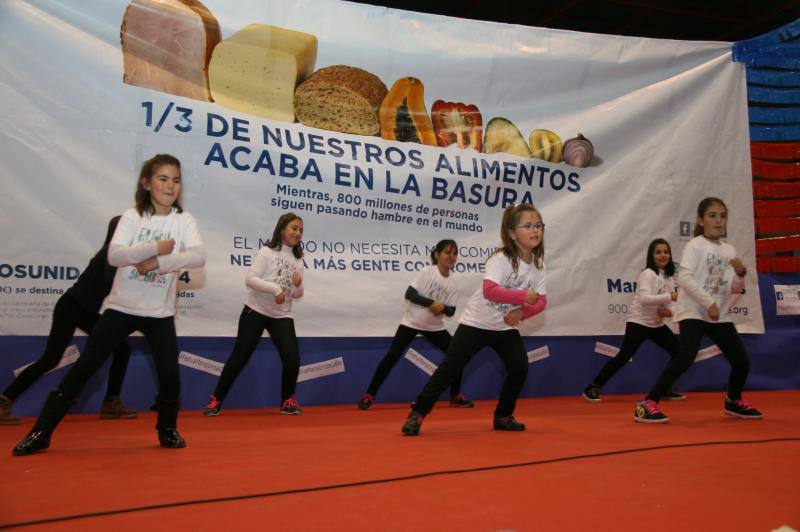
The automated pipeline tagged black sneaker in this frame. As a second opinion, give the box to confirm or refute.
[634,400,668,423]
[493,415,525,431]
[449,394,475,408]
[202,395,222,417]
[0,394,20,425]
[582,384,601,403]
[663,388,687,401]
[12,429,51,456]
[724,397,763,419]
[158,428,186,449]
[357,394,374,410]
[401,411,424,436]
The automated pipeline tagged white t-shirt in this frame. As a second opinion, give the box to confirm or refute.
[674,236,744,323]
[104,207,204,318]
[399,265,459,331]
[627,268,675,328]
[244,245,305,319]
[460,253,547,331]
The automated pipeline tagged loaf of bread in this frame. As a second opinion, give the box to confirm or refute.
[295,65,388,135]
[120,0,221,102]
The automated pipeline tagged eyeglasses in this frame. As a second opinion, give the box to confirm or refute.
[518,223,545,231]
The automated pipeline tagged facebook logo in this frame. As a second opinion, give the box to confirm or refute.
[776,292,784,301]
[680,221,691,237]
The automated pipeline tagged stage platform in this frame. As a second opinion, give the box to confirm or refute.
[1,391,799,530]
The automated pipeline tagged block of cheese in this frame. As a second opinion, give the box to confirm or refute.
[295,65,388,135]
[120,0,221,102]
[209,24,318,122]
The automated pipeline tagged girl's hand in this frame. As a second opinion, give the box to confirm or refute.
[135,257,159,275]
[657,305,673,318]
[525,291,540,304]
[156,239,175,256]
[670,291,678,302]
[292,271,302,287]
[707,303,720,322]
[730,258,747,277]
[275,292,286,304]
[503,308,523,326]
[429,301,445,315]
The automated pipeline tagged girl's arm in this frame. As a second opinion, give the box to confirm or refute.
[245,249,282,296]
[521,295,547,319]
[292,265,304,300]
[482,279,530,305]
[292,284,304,299]
[405,286,435,308]
[157,245,205,273]
[156,215,205,273]
[730,274,745,294]
[107,214,158,267]
[730,258,746,294]
[678,266,716,309]
[443,279,458,318]
[635,270,672,306]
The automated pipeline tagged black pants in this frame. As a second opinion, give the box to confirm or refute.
[366,325,462,397]
[2,293,131,402]
[213,306,300,403]
[592,322,678,387]
[646,319,750,402]
[35,309,180,432]
[413,324,529,417]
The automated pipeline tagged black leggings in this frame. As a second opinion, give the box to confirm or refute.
[365,325,462,397]
[646,319,750,402]
[213,306,300,403]
[592,322,678,388]
[413,324,529,418]
[2,293,131,402]
[39,309,180,431]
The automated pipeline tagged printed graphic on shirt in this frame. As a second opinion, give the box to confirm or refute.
[655,274,670,295]
[703,252,730,297]
[127,226,173,286]
[275,256,296,296]
[486,269,534,315]
[420,276,455,305]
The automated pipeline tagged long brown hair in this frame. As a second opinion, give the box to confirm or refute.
[693,197,727,237]
[135,154,183,216]
[493,203,544,272]
[266,212,304,259]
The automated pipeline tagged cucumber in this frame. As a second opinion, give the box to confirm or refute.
[483,117,531,157]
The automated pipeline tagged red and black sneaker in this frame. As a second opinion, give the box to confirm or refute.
[634,399,668,423]
[724,397,763,419]
[357,393,374,410]
[202,395,222,417]
[280,395,302,415]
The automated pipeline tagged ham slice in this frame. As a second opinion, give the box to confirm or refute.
[121,0,221,102]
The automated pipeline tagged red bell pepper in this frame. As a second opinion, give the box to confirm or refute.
[431,100,483,152]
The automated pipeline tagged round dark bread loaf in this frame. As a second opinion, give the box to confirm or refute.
[295,65,388,135]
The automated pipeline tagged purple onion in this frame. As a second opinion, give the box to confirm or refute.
[563,134,594,168]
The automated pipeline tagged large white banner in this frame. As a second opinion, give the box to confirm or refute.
[0,0,763,336]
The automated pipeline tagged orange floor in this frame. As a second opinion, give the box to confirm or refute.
[1,391,799,531]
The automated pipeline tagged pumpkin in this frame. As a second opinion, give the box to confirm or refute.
[379,77,437,145]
